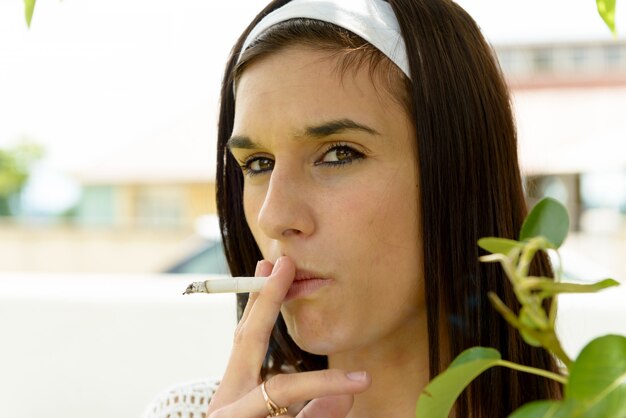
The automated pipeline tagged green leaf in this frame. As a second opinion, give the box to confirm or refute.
[566,334,626,417]
[448,346,501,367]
[24,0,36,28]
[519,198,569,248]
[416,348,501,418]
[508,399,577,418]
[533,278,620,297]
[478,237,523,255]
[597,0,617,36]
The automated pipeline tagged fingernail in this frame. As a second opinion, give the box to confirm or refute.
[346,371,367,382]
[274,257,283,270]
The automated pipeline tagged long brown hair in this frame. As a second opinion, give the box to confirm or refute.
[215,1,562,416]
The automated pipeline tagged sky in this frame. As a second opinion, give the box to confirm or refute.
[0,0,624,213]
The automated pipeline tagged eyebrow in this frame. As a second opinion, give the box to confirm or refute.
[226,118,380,150]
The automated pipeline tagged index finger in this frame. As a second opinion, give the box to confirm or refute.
[239,259,273,324]
[222,256,295,386]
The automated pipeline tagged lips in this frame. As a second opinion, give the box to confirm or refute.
[284,268,332,302]
[294,269,329,281]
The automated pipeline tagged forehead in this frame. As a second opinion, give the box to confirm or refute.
[233,46,407,136]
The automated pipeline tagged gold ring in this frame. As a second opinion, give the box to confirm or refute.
[261,380,288,417]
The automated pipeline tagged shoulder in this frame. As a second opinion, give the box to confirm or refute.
[140,377,220,418]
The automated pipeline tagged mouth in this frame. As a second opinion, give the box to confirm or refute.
[285,268,332,302]
[294,269,330,281]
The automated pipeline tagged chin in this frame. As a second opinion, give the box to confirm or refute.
[292,337,338,356]
[283,312,348,355]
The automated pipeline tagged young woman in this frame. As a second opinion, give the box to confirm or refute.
[143,1,562,416]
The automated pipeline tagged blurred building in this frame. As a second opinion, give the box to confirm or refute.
[496,40,626,280]
[68,105,218,229]
[71,169,215,230]
[497,40,626,221]
[0,107,219,273]
[497,40,626,86]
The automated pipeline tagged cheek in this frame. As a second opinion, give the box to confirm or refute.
[242,186,276,260]
[364,168,419,243]
[242,193,255,230]
[242,186,264,235]
[360,169,422,291]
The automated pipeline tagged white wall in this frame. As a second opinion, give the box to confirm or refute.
[0,274,237,418]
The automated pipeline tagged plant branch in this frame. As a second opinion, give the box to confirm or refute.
[489,292,573,368]
[497,360,568,385]
[542,333,573,369]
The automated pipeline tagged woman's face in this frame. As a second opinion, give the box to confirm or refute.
[230,46,424,355]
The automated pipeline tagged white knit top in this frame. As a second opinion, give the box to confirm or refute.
[141,378,220,418]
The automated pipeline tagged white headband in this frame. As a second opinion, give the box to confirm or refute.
[238,0,411,79]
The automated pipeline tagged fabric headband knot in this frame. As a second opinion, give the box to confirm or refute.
[238,0,411,79]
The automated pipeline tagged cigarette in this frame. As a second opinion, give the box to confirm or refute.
[183,277,267,295]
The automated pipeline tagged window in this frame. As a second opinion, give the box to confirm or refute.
[137,186,185,227]
[75,185,116,226]
[571,46,587,70]
[605,44,623,69]
[532,48,553,73]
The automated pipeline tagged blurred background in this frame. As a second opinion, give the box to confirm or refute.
[1,1,626,417]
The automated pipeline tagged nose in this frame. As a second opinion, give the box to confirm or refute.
[256,166,315,240]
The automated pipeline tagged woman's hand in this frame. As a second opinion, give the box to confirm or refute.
[206,256,371,417]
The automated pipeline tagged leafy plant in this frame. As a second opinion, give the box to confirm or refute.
[415,197,625,418]
[597,0,618,36]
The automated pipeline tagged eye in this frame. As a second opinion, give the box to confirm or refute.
[317,144,365,166]
[241,156,274,176]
